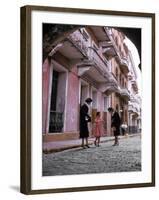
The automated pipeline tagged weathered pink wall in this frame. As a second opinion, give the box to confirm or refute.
[65,67,79,132]
[81,85,89,105]
[56,73,67,113]
[97,92,103,112]
[42,58,51,134]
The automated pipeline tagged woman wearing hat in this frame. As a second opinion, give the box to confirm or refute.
[108,107,121,146]
[79,98,92,148]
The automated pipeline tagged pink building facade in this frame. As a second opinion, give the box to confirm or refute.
[42,26,141,142]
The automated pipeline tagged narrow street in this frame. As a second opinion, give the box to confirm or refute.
[43,135,141,176]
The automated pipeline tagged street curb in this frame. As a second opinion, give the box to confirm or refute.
[43,133,140,154]
[43,144,82,154]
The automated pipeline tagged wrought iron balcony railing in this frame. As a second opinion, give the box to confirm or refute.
[88,46,109,70]
[128,103,140,114]
[119,87,130,100]
[49,111,63,133]
[104,28,129,73]
[68,31,110,73]
[68,31,89,57]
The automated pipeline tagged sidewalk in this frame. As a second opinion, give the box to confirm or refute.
[43,133,140,154]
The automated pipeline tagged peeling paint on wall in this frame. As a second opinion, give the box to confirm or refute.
[65,67,80,132]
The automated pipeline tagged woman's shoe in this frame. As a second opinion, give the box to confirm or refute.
[112,143,119,146]
[94,141,97,146]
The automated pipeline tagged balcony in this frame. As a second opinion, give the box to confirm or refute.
[119,87,130,101]
[128,103,140,115]
[87,47,115,81]
[128,73,133,80]
[128,104,134,112]
[67,30,89,58]
[102,28,121,58]
[90,26,110,42]
[99,41,117,58]
[130,96,140,104]
[88,47,108,69]
[99,82,119,95]
[103,28,130,74]
[131,80,138,92]
[49,111,63,133]
[119,57,129,74]
[102,46,117,58]
[77,46,118,85]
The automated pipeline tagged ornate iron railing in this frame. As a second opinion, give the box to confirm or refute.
[49,111,63,133]
[68,31,89,56]
[120,88,130,96]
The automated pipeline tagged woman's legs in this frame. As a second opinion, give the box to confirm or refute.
[113,128,119,146]
[115,136,119,144]
[97,137,100,146]
[113,136,119,145]
[86,137,88,145]
[81,138,85,148]
[82,137,90,148]
[85,137,90,147]
[94,137,97,146]
[94,137,100,146]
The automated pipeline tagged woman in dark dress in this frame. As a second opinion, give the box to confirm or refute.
[80,98,92,148]
[108,107,121,146]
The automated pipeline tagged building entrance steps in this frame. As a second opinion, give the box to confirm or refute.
[43,133,140,154]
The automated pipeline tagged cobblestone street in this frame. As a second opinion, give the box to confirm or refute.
[43,135,141,176]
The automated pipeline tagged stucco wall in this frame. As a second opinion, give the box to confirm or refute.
[42,58,51,134]
[56,72,67,113]
[97,91,103,112]
[65,67,80,132]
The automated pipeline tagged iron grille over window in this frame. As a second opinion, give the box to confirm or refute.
[50,70,59,111]
[49,111,63,133]
[49,70,64,133]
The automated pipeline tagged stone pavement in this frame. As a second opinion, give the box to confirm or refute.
[43,135,141,176]
[43,133,139,153]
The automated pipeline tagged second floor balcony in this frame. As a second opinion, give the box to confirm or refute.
[88,47,109,71]
[104,28,130,74]
[119,57,129,74]
[128,104,140,116]
[67,30,89,57]
[131,80,138,92]
[98,81,119,95]
[99,41,117,58]
[119,87,130,101]
[130,95,141,104]
[67,31,113,78]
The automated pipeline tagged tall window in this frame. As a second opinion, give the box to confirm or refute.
[50,70,59,111]
[49,70,63,133]
[104,96,110,111]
